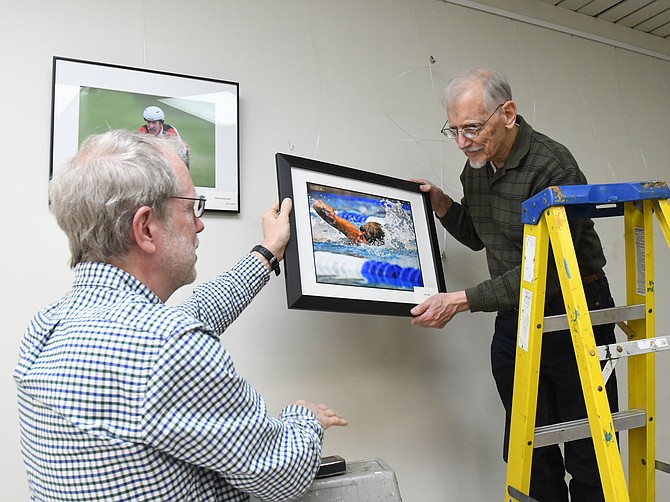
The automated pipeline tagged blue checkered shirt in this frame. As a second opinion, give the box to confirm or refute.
[15,256,324,501]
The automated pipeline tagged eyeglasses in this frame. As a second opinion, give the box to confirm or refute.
[170,195,206,218]
[441,103,504,140]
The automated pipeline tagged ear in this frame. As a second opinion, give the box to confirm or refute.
[130,206,160,255]
[501,100,517,129]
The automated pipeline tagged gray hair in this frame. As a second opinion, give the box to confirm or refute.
[442,67,513,113]
[49,129,182,268]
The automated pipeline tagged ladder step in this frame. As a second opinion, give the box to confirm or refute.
[534,409,646,448]
[656,460,670,475]
[543,304,646,333]
[508,485,540,501]
[598,335,670,361]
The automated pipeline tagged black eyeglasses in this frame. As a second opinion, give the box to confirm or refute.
[170,195,206,218]
[441,103,504,140]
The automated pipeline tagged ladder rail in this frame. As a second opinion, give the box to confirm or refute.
[543,204,628,500]
[652,199,670,249]
[624,199,657,500]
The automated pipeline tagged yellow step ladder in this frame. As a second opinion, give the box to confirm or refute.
[505,181,670,502]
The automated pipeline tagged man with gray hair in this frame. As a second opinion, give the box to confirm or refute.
[411,68,617,502]
[15,130,347,501]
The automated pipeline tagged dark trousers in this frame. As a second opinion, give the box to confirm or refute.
[491,275,618,502]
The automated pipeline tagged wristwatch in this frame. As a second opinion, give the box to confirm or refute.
[251,245,280,276]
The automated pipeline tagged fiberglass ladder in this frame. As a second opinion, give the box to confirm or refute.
[504,181,670,502]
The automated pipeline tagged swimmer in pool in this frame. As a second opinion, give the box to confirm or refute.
[312,199,385,245]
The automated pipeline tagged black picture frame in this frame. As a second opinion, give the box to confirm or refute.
[276,153,446,316]
[50,56,240,212]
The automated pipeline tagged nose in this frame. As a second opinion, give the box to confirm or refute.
[456,134,472,149]
[195,216,205,233]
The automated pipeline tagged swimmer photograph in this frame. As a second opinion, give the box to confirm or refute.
[307,183,423,291]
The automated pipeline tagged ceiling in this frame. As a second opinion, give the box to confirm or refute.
[537,0,670,40]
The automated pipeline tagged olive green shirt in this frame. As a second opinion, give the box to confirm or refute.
[439,115,606,312]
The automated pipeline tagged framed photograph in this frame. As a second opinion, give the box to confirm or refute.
[276,153,447,316]
[50,56,240,212]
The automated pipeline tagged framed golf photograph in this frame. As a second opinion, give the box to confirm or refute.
[276,153,447,316]
[50,56,240,212]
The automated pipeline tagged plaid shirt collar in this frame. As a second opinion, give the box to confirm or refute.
[502,115,531,171]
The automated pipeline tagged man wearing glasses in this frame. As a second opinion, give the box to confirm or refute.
[14,130,347,501]
[411,68,616,502]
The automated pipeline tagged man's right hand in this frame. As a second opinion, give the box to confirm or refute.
[410,179,453,218]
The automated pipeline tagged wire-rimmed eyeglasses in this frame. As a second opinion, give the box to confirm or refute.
[440,103,504,140]
[170,195,206,218]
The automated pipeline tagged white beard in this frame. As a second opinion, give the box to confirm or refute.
[464,146,486,169]
[161,227,199,288]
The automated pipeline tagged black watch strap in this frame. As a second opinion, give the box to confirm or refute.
[251,245,280,276]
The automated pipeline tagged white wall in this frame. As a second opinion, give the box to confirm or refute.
[2,1,670,500]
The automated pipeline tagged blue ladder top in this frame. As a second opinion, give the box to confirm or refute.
[521,181,670,224]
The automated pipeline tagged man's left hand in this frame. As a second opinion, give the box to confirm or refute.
[261,198,292,260]
[410,291,470,329]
